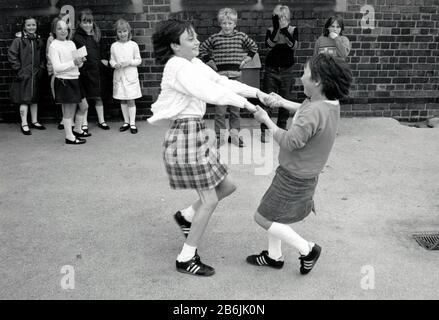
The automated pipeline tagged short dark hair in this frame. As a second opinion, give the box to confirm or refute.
[323,15,344,37]
[21,16,38,34]
[306,53,352,100]
[152,19,194,64]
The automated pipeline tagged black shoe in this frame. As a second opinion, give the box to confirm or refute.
[246,250,284,269]
[57,123,64,130]
[176,252,215,277]
[98,122,110,130]
[174,211,191,238]
[299,244,322,275]
[228,136,245,147]
[81,125,89,134]
[120,123,130,132]
[30,122,46,130]
[73,130,92,138]
[65,137,86,145]
[21,124,31,135]
[130,125,138,134]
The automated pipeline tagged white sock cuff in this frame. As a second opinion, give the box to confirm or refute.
[181,205,195,223]
[177,243,197,262]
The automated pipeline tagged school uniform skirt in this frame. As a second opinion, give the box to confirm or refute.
[54,78,83,104]
[162,117,228,190]
[258,166,318,224]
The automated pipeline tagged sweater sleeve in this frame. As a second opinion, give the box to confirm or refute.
[172,59,248,108]
[273,104,319,151]
[199,36,214,62]
[265,28,280,48]
[243,33,258,58]
[334,36,351,58]
[109,43,117,68]
[280,26,298,49]
[7,38,21,71]
[129,42,142,67]
[314,37,321,56]
[49,43,76,74]
[197,59,258,98]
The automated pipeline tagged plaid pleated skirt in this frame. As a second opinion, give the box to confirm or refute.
[162,117,228,190]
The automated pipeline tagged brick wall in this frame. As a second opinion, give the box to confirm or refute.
[1,0,438,122]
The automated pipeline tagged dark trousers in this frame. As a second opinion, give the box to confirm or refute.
[261,65,295,133]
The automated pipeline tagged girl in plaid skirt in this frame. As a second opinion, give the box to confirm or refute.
[150,19,269,276]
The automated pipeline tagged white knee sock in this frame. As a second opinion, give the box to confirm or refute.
[268,222,311,256]
[95,104,105,124]
[120,103,129,124]
[74,112,85,133]
[82,108,88,127]
[181,205,195,223]
[128,104,136,126]
[63,118,74,140]
[268,233,283,261]
[177,243,197,262]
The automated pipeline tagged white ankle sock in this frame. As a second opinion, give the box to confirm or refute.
[268,233,283,261]
[177,243,197,262]
[181,205,195,223]
[268,222,310,256]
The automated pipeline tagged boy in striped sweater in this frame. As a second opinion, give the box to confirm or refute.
[199,7,258,147]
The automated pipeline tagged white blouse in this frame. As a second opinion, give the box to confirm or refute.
[148,56,258,124]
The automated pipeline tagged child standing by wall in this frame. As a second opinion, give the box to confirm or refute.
[199,8,258,148]
[47,14,67,130]
[260,5,298,143]
[8,16,46,135]
[110,19,142,134]
[72,9,109,134]
[49,19,87,145]
[248,54,352,275]
[150,19,268,276]
[314,16,351,59]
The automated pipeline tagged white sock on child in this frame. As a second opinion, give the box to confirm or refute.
[177,243,197,262]
[121,103,129,124]
[268,222,310,256]
[181,205,195,223]
[128,105,136,126]
[268,233,283,261]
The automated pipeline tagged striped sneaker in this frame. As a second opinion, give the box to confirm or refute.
[299,244,322,275]
[176,252,215,276]
[174,211,191,238]
[246,250,284,269]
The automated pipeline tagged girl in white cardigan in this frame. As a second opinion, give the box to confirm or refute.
[49,19,88,145]
[110,19,142,134]
[150,19,269,277]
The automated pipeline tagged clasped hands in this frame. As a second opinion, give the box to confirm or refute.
[244,90,284,123]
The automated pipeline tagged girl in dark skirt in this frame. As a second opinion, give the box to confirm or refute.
[150,19,269,276]
[48,19,88,145]
[248,53,352,275]
[72,9,110,133]
[8,16,46,135]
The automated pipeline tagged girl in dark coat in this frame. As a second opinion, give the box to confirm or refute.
[8,16,46,135]
[72,9,110,133]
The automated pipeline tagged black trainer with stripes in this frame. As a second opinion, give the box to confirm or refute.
[174,211,191,238]
[246,250,284,269]
[299,244,322,275]
[176,252,215,276]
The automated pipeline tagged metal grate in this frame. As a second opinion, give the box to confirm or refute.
[413,232,439,250]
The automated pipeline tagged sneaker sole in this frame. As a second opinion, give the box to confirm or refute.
[176,267,215,277]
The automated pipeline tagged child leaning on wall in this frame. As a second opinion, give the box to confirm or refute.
[109,19,142,134]
[8,16,46,135]
[314,15,351,59]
